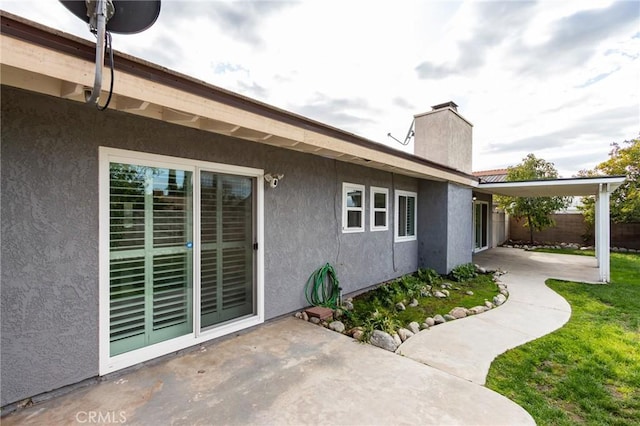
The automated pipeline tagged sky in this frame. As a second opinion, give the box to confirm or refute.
[2,0,639,177]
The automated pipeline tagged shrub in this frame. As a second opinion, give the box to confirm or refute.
[450,263,477,282]
[362,309,401,338]
[418,268,441,285]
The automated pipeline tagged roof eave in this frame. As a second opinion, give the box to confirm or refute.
[477,176,626,197]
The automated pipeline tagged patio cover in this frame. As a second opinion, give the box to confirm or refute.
[477,176,626,282]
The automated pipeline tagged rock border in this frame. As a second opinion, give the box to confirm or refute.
[503,241,638,254]
[294,266,509,352]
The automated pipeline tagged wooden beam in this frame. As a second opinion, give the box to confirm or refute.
[115,96,150,111]
[60,81,84,99]
[199,118,240,134]
[163,108,199,123]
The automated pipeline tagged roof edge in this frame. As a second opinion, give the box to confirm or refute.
[479,175,626,187]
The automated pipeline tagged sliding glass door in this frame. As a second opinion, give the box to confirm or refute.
[473,201,489,252]
[200,172,255,328]
[106,156,258,360]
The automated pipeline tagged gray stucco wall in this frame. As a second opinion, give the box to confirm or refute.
[1,86,420,406]
[418,181,449,273]
[447,184,473,268]
[417,181,472,273]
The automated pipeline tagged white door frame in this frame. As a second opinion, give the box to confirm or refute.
[99,147,264,375]
[473,200,490,253]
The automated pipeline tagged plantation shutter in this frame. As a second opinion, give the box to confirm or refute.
[397,194,416,238]
[406,195,415,236]
[200,172,254,328]
[109,164,193,356]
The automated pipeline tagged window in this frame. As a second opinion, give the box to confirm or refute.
[342,183,365,233]
[395,190,417,242]
[370,187,388,231]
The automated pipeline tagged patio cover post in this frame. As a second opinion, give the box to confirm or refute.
[596,183,610,282]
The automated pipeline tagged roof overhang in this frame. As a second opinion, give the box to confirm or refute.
[0,11,478,187]
[477,176,626,197]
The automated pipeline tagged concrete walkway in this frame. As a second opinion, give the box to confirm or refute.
[397,247,600,385]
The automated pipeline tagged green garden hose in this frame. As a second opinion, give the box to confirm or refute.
[305,263,341,309]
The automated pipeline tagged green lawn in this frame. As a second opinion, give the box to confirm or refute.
[486,252,640,425]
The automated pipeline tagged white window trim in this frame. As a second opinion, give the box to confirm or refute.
[99,147,264,375]
[395,190,417,242]
[370,186,389,232]
[342,182,365,233]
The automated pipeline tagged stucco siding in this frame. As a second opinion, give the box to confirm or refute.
[446,184,473,269]
[417,180,449,273]
[418,182,473,273]
[1,86,421,405]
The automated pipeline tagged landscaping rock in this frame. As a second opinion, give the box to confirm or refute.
[395,302,406,311]
[465,290,474,296]
[420,323,430,330]
[434,314,446,324]
[369,330,398,352]
[434,291,447,299]
[493,294,507,306]
[408,321,420,334]
[425,317,436,327]
[485,300,495,309]
[333,309,343,319]
[397,328,414,342]
[310,317,321,324]
[352,330,364,341]
[302,311,309,321]
[408,298,419,307]
[347,327,363,336]
[442,289,450,297]
[342,301,354,311]
[329,321,345,333]
[469,306,488,315]
[392,333,402,347]
[500,289,509,296]
[294,312,302,319]
[443,314,456,321]
[449,307,467,319]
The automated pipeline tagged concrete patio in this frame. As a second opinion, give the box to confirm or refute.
[3,317,533,426]
[2,248,600,425]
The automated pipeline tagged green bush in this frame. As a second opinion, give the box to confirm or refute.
[450,263,477,282]
[362,309,401,338]
[417,268,441,285]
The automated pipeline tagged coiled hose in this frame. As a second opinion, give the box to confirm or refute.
[305,263,341,309]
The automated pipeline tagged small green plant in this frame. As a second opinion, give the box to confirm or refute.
[450,263,478,282]
[417,268,441,285]
[363,309,401,336]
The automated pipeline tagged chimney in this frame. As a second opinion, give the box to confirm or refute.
[413,101,473,174]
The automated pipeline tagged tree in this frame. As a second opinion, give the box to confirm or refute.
[496,154,572,244]
[578,137,640,227]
